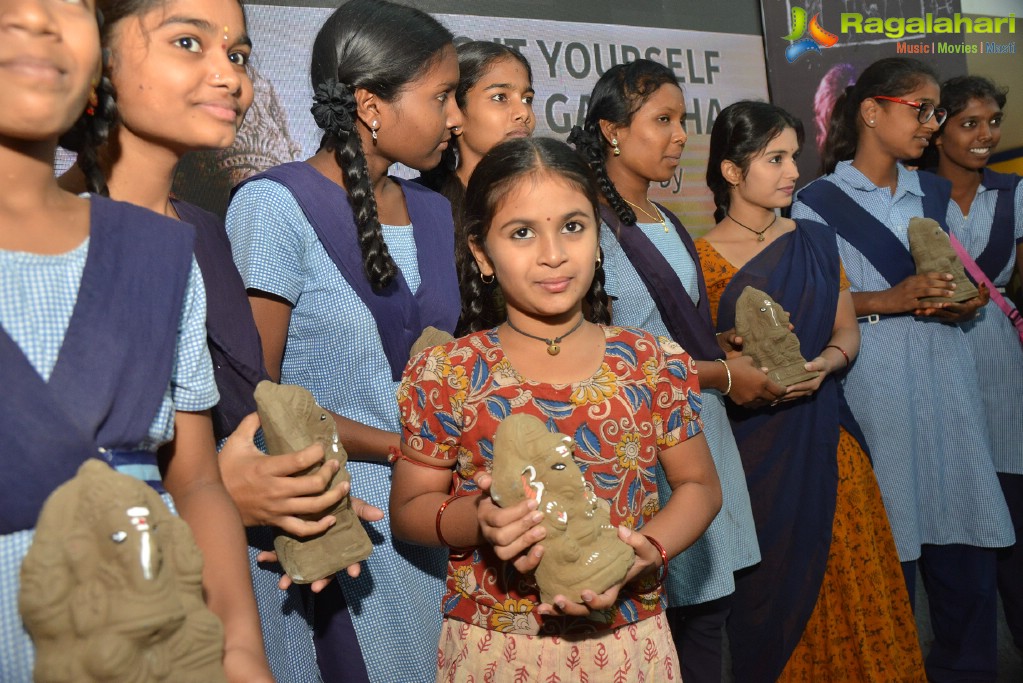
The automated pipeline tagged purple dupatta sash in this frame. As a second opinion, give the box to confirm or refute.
[715,221,861,682]
[0,197,193,533]
[173,199,267,441]
[976,169,1021,281]
[599,204,723,361]
[797,171,953,286]
[236,162,460,381]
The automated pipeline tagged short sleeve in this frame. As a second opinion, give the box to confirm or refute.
[397,344,464,463]
[170,257,219,412]
[226,178,309,305]
[650,335,703,449]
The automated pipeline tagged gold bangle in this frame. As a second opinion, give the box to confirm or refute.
[715,358,732,396]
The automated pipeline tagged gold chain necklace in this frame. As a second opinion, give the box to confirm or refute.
[622,198,669,233]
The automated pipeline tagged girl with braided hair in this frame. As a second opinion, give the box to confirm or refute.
[58,0,380,679]
[392,136,721,680]
[568,59,767,682]
[0,0,267,679]
[227,0,462,679]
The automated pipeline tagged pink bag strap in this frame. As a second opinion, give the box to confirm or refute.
[948,232,1023,344]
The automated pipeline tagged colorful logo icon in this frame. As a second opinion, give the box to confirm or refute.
[783,7,840,62]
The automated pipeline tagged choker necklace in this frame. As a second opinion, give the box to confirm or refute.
[622,197,668,233]
[727,212,777,241]
[505,315,585,356]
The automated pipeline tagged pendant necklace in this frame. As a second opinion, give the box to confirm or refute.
[727,212,777,242]
[623,198,669,233]
[505,315,585,356]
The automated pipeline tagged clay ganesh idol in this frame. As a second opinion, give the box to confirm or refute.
[734,286,819,387]
[254,381,372,583]
[490,413,635,604]
[19,460,225,683]
[907,216,979,304]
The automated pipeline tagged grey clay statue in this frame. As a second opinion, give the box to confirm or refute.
[734,286,820,387]
[907,216,980,303]
[490,414,635,604]
[255,381,372,583]
[19,459,226,683]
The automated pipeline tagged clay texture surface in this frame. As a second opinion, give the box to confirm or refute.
[19,459,225,683]
[734,286,820,387]
[255,381,372,583]
[907,217,979,303]
[410,326,454,358]
[490,414,634,604]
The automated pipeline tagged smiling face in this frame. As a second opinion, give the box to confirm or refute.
[470,171,599,324]
[106,0,253,155]
[374,44,462,172]
[0,0,101,143]
[606,82,687,184]
[936,96,1003,171]
[456,56,535,174]
[731,126,801,211]
[866,78,941,161]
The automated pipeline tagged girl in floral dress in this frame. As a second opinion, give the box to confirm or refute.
[390,137,722,681]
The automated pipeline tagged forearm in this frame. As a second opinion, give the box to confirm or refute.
[640,476,720,559]
[851,289,897,316]
[693,359,727,394]
[174,482,266,660]
[389,457,481,547]
[332,413,399,463]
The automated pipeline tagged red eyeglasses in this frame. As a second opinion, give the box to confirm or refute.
[873,96,948,126]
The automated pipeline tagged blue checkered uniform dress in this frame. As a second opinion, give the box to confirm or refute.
[227,178,447,683]
[0,238,217,682]
[947,180,1023,475]
[600,216,760,606]
[792,162,1014,561]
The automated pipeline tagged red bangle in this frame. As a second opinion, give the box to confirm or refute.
[825,344,850,368]
[435,494,475,557]
[641,534,669,589]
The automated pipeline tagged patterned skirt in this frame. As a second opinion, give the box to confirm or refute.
[778,429,926,681]
[436,614,678,682]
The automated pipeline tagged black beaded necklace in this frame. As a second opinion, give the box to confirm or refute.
[505,315,585,356]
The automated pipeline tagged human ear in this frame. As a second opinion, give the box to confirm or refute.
[860,98,879,128]
[354,87,382,132]
[467,237,495,278]
[720,159,742,187]
[598,119,619,148]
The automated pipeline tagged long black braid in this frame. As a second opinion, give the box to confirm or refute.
[310,0,453,292]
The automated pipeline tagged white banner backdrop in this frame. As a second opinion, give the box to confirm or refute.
[174,5,769,234]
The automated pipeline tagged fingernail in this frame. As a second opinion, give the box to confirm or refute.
[326,516,337,527]
[582,594,593,603]
[555,600,565,609]
[533,547,544,558]
[526,499,538,511]
[531,511,544,523]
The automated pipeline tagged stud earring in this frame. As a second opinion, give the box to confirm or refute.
[85,78,99,116]
[611,138,621,156]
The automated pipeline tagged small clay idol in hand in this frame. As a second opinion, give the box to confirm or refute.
[20,459,226,683]
[907,216,979,303]
[734,286,820,387]
[254,381,372,583]
[490,414,635,604]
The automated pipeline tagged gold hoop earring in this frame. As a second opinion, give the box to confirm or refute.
[611,138,621,156]
[480,272,495,285]
[595,253,603,269]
